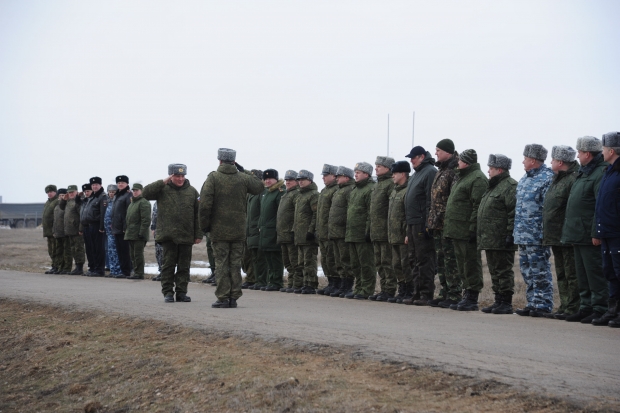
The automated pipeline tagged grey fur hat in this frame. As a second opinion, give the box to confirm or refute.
[296,169,314,181]
[335,166,354,179]
[576,136,602,152]
[168,163,187,175]
[321,164,338,176]
[523,144,548,162]
[602,131,620,147]
[551,145,577,163]
[217,148,236,162]
[487,154,512,170]
[284,170,298,180]
[375,156,395,168]
[107,184,118,192]
[354,162,373,176]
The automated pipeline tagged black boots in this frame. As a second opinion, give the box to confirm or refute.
[45,267,58,274]
[492,294,513,314]
[69,264,84,275]
[317,277,335,295]
[335,278,354,298]
[481,294,501,313]
[592,298,618,326]
[387,282,406,303]
[456,290,479,311]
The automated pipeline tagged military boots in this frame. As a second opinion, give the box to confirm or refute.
[491,294,513,314]
[387,282,405,303]
[481,294,501,313]
[592,298,618,326]
[317,277,334,295]
[456,290,479,311]
[69,264,84,275]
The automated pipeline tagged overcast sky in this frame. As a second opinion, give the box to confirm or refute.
[1,0,618,202]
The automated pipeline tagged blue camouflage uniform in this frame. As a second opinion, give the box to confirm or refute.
[514,164,554,311]
[104,197,122,275]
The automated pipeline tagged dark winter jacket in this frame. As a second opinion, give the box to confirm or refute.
[477,171,517,250]
[328,179,355,240]
[542,162,579,246]
[405,153,437,226]
[59,197,83,236]
[52,203,66,238]
[124,195,151,241]
[387,182,408,245]
[42,194,59,238]
[317,181,339,241]
[276,185,299,244]
[427,152,459,230]
[370,172,395,242]
[258,179,285,251]
[596,157,620,238]
[82,187,106,228]
[246,192,262,248]
[444,163,488,241]
[111,187,132,235]
[345,177,375,243]
[294,182,319,246]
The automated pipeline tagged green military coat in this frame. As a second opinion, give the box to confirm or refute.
[542,162,578,246]
[316,181,339,241]
[345,177,375,243]
[52,203,65,238]
[387,182,408,245]
[444,163,488,241]
[59,198,82,236]
[276,185,299,244]
[477,171,517,250]
[143,179,202,245]
[294,182,319,246]
[328,179,355,240]
[124,195,152,241]
[561,154,608,245]
[258,179,285,251]
[42,195,59,238]
[370,172,395,242]
[246,192,262,248]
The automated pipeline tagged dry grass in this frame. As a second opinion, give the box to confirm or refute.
[0,299,605,413]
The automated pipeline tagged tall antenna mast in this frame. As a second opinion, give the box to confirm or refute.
[412,111,415,147]
[387,114,390,156]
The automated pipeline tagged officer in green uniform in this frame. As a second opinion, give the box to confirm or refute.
[387,161,411,303]
[59,185,86,275]
[124,183,152,280]
[258,169,285,291]
[316,164,340,295]
[294,170,320,293]
[277,170,302,292]
[52,189,72,274]
[246,170,269,290]
[43,185,59,274]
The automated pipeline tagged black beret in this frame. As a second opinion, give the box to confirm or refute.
[115,175,129,183]
[263,169,278,180]
[89,176,102,185]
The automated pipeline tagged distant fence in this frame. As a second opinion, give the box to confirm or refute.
[0,203,45,228]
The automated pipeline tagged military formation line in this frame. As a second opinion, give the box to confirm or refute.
[41,132,620,327]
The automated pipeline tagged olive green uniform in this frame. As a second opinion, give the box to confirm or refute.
[59,197,86,269]
[277,185,302,288]
[370,172,395,294]
[258,179,286,288]
[247,191,268,286]
[294,182,319,288]
[43,194,59,269]
[388,182,411,291]
[53,202,71,272]
[329,179,356,281]
[124,195,152,278]
[317,181,339,280]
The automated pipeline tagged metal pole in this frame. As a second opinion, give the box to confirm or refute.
[412,111,415,147]
[387,114,390,156]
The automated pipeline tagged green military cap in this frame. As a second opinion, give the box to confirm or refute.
[45,185,57,193]
[67,185,78,192]
[132,183,144,190]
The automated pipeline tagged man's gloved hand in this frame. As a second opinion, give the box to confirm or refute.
[365,232,371,243]
[505,235,515,248]
[306,232,315,241]
[424,226,433,240]
[235,162,244,172]
[468,231,477,244]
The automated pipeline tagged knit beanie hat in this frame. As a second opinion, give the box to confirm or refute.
[459,149,477,165]
[436,139,455,154]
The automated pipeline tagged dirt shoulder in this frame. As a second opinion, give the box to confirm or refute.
[0,299,603,413]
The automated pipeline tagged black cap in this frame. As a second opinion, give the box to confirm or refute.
[263,169,279,180]
[82,183,92,191]
[89,176,102,185]
[405,146,426,158]
[391,161,411,173]
[57,188,67,195]
[115,175,129,183]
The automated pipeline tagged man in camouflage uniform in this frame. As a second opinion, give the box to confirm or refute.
[144,163,202,303]
[543,145,580,319]
[562,137,609,323]
[124,183,152,280]
[346,162,376,299]
[387,161,412,304]
[201,235,217,285]
[293,170,320,293]
[59,185,86,275]
[404,146,437,305]
[316,164,340,295]
[477,155,517,314]
[246,169,269,290]
[200,149,264,308]
[43,185,60,274]
[258,169,285,291]
[444,149,488,311]
[329,166,356,298]
[277,170,302,292]
[427,139,460,308]
[514,144,555,317]
[53,189,72,274]
[369,156,395,301]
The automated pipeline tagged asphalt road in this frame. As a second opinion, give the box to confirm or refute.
[1,270,618,406]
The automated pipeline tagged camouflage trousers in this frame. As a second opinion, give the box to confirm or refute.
[155,242,163,272]
[333,238,353,279]
[350,242,376,297]
[263,250,284,288]
[250,247,268,286]
[129,240,146,278]
[391,243,411,287]
[374,241,395,295]
[551,245,580,314]
[518,245,553,311]
[484,249,515,296]
[319,239,337,278]
[574,244,608,314]
[54,237,72,271]
[453,239,483,293]
[213,241,244,301]
[242,243,255,283]
[160,242,192,297]
[298,244,318,288]
[206,234,216,275]
[67,235,85,267]
[407,224,436,300]
[46,237,58,268]
[281,243,302,288]
[434,230,460,301]
[105,231,121,275]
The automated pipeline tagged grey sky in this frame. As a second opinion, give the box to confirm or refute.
[1,0,618,202]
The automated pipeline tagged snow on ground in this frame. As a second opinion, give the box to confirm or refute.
[143,263,325,278]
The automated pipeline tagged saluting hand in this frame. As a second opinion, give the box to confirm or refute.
[163,175,174,185]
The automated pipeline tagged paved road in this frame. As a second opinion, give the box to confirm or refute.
[1,270,618,406]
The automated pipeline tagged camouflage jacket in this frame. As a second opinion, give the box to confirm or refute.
[294,182,319,246]
[52,203,66,238]
[444,163,488,241]
[124,195,151,241]
[513,164,554,245]
[42,194,59,238]
[258,179,285,251]
[427,153,459,230]
[405,154,437,226]
[200,163,264,243]
[370,172,395,242]
[59,197,83,236]
[316,181,339,241]
[387,182,408,245]
[276,185,299,244]
[246,192,262,248]
[345,177,375,243]
[561,154,608,245]
[477,171,517,250]
[328,179,355,240]
[542,162,579,246]
[143,178,202,245]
